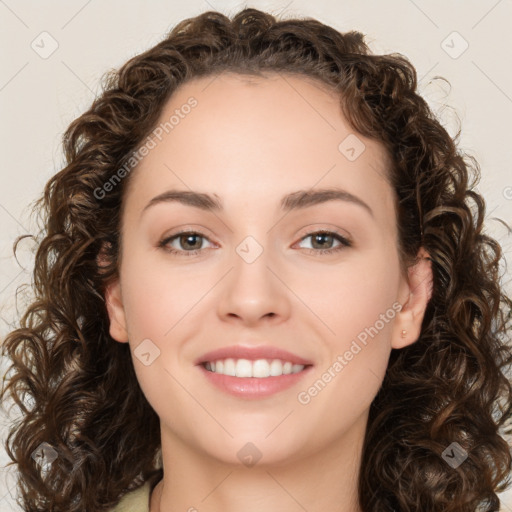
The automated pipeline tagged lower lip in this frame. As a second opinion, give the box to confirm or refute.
[198,364,314,399]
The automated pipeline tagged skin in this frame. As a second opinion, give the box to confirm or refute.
[104,72,433,512]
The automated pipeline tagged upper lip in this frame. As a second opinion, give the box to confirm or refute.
[195,345,314,366]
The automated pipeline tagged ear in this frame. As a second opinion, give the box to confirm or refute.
[97,243,129,343]
[104,278,129,343]
[392,247,433,349]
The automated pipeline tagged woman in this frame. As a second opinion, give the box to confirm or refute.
[1,7,511,512]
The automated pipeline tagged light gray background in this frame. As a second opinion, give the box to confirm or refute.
[1,0,511,510]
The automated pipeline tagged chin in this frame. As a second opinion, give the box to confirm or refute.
[201,433,307,468]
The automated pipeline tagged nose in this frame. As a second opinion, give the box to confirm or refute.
[216,242,291,327]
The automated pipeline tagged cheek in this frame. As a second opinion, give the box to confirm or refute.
[120,251,202,339]
[118,252,200,414]
[338,272,398,339]
[295,250,401,345]
[297,258,400,430]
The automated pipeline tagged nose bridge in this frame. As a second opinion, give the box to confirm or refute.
[216,232,290,324]
[232,232,277,300]
[235,234,266,266]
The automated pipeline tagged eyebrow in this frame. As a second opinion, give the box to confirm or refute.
[140,187,373,218]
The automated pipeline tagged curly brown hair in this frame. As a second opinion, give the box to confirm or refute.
[1,7,511,512]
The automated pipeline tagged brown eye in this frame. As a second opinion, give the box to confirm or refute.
[297,231,351,255]
[158,231,212,256]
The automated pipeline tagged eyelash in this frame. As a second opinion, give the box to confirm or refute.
[157,229,352,257]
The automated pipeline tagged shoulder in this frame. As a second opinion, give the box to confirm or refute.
[108,481,152,512]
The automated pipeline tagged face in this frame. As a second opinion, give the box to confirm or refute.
[105,72,431,467]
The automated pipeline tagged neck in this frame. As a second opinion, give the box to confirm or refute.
[151,418,366,512]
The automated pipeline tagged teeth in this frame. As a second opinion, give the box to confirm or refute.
[204,358,306,378]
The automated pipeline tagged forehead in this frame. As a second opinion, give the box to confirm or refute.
[123,72,394,225]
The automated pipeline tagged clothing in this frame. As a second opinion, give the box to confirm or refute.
[109,480,152,512]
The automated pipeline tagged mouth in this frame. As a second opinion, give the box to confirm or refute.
[197,356,314,399]
[195,345,314,398]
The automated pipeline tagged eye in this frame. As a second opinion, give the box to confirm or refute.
[296,230,352,255]
[158,231,214,257]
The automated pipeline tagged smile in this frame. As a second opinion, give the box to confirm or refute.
[199,359,314,399]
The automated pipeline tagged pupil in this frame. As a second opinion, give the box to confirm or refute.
[183,234,200,249]
[313,233,332,249]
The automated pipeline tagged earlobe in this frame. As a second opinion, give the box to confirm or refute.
[104,279,129,343]
[392,247,433,349]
